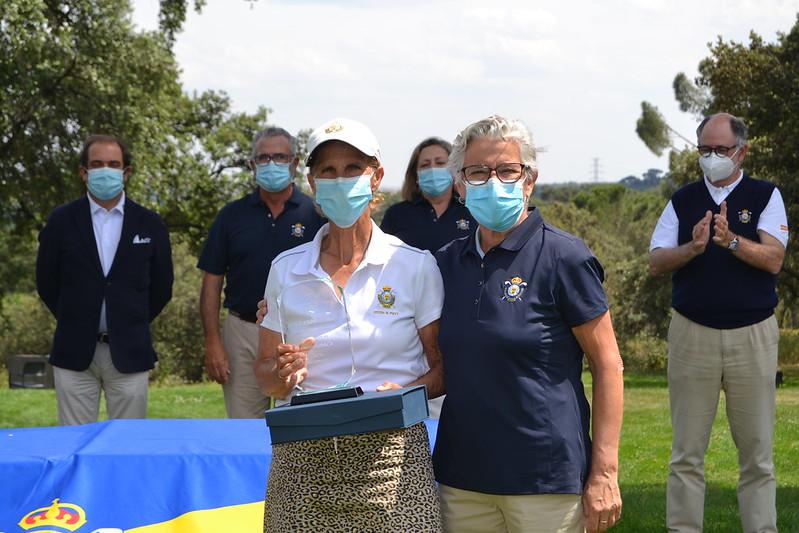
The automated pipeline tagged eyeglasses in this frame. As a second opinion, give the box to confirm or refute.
[460,163,527,186]
[86,161,124,169]
[697,145,739,157]
[254,152,292,165]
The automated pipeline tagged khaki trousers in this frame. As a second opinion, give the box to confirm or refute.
[222,313,271,418]
[667,311,778,533]
[53,342,149,425]
[439,484,584,533]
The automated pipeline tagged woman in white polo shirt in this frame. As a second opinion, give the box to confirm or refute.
[254,117,444,532]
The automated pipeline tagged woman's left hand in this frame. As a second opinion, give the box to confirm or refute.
[376,381,402,392]
[256,298,267,324]
[582,471,622,532]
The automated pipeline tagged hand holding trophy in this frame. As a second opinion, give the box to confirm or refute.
[274,337,313,390]
[276,277,362,405]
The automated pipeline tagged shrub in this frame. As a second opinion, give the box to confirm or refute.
[150,238,206,383]
[0,292,56,364]
[779,329,799,367]
[621,333,668,373]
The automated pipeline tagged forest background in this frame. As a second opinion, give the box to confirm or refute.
[1,0,798,384]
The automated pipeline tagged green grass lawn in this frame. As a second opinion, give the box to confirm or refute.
[603,374,799,532]
[1,373,797,531]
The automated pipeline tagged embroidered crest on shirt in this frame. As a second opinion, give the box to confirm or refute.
[738,209,752,223]
[290,223,305,238]
[377,286,396,308]
[456,218,470,231]
[502,276,527,303]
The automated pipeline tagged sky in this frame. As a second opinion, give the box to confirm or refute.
[132,0,798,191]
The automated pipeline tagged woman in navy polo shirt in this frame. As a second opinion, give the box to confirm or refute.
[433,116,624,533]
[380,137,475,252]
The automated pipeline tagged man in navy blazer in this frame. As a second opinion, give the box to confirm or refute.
[36,134,174,425]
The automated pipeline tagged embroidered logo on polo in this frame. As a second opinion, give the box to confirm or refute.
[377,286,396,308]
[502,276,528,303]
[290,222,306,238]
[456,218,470,231]
[738,209,752,223]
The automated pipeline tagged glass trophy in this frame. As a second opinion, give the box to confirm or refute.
[276,277,363,406]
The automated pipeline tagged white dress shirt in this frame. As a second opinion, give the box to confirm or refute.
[88,192,125,333]
[650,172,789,251]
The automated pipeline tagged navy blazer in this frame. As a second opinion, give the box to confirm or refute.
[36,196,174,373]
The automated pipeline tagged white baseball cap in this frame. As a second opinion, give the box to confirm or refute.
[306,117,381,166]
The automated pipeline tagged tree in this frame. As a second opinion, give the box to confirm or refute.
[619,168,664,191]
[0,0,270,256]
[635,102,695,156]
[636,15,799,324]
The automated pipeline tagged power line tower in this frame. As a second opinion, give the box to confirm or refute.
[591,157,602,182]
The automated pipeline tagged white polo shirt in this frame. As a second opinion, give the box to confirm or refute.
[650,173,789,251]
[261,221,444,398]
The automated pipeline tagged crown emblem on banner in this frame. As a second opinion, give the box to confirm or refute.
[18,498,87,531]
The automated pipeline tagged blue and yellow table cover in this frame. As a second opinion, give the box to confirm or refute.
[1,418,439,533]
[1,419,270,532]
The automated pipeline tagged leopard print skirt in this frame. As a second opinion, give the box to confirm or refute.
[264,422,441,532]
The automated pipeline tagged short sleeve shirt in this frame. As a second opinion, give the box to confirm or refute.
[197,187,325,315]
[433,208,608,495]
[261,221,444,399]
[380,196,475,252]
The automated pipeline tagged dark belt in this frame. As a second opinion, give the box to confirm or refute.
[97,333,110,344]
[230,310,258,324]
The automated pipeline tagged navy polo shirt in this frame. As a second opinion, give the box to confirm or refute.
[380,196,475,252]
[433,208,608,495]
[197,187,325,316]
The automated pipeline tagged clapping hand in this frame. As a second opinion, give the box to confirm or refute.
[691,210,712,255]
[711,201,735,248]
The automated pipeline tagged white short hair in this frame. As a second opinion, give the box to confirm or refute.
[448,115,538,183]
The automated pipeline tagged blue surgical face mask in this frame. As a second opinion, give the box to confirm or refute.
[86,167,125,201]
[314,174,373,228]
[465,178,525,232]
[417,167,453,197]
[255,161,292,192]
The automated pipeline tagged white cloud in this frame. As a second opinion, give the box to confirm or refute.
[132,0,799,189]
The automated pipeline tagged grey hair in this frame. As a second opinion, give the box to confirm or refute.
[448,115,538,183]
[696,113,748,146]
[251,126,298,158]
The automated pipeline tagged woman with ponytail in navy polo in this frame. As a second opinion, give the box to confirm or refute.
[380,137,475,253]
